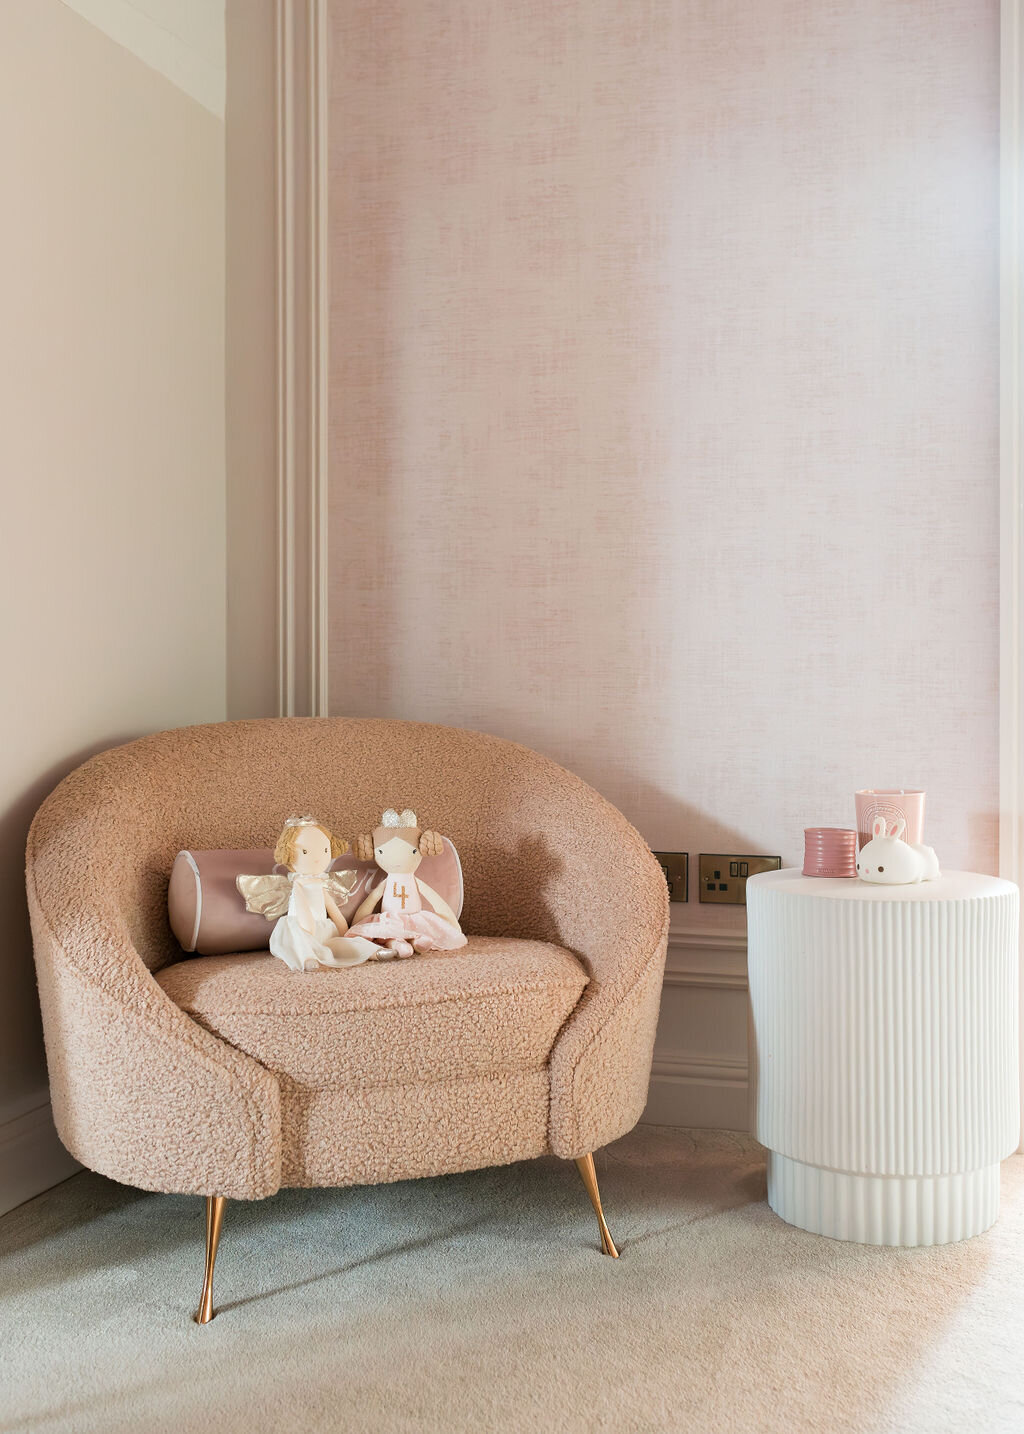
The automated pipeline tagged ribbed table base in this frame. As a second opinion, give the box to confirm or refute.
[767,1152,1001,1247]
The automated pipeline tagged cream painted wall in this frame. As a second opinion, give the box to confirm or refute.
[0,0,226,1205]
[327,0,999,895]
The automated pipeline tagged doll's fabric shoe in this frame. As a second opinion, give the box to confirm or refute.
[373,940,414,960]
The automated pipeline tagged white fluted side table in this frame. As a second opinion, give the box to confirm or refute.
[747,869,1019,1246]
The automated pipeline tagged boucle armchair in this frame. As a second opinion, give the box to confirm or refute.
[27,718,669,1322]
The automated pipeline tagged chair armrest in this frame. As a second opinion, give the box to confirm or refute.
[27,839,281,1200]
[539,801,670,1158]
[547,920,668,1159]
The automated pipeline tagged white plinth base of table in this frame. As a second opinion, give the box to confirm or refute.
[767,1152,1000,1247]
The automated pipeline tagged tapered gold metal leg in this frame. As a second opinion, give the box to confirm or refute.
[574,1153,619,1257]
[195,1196,226,1324]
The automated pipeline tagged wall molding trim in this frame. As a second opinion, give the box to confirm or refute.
[646,1053,750,1133]
[1001,0,1024,1145]
[645,926,751,1131]
[664,926,748,989]
[663,968,747,990]
[275,0,329,718]
[650,1054,748,1087]
[0,1098,80,1220]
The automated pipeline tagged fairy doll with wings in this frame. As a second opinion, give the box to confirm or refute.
[237,817,380,972]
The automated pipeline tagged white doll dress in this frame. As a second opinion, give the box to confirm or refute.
[270,873,376,972]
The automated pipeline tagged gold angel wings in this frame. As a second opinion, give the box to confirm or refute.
[236,870,358,921]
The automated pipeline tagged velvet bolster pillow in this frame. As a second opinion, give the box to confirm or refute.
[168,839,464,956]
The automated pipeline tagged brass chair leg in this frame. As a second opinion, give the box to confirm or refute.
[195,1195,226,1324]
[574,1153,619,1257]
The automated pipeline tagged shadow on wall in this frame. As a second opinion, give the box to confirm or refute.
[586,761,776,870]
[0,735,138,1113]
[580,761,776,928]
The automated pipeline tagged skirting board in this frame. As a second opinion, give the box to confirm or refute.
[0,1099,80,1218]
[645,1054,750,1131]
[642,925,751,1133]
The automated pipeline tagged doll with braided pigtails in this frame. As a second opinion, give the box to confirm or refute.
[346,808,468,959]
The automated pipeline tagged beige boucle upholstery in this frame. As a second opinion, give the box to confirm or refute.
[155,939,588,1088]
[28,718,669,1200]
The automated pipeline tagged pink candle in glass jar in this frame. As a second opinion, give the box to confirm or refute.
[854,790,925,849]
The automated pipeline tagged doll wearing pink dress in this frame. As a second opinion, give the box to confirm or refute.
[347,808,468,959]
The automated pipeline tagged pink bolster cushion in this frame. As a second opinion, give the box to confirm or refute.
[167,839,465,956]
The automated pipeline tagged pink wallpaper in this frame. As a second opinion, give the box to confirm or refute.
[327,0,1000,898]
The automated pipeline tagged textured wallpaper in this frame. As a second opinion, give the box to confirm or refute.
[327,0,1000,900]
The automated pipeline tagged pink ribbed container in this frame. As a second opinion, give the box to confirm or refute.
[803,828,858,878]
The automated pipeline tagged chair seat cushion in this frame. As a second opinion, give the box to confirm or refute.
[155,936,589,1088]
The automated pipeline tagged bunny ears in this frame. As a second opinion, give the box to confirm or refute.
[871,815,907,840]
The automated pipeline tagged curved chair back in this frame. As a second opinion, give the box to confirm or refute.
[29,717,650,973]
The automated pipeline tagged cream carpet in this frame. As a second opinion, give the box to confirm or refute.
[3,1125,1024,1434]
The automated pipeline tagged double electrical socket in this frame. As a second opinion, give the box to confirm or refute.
[652,851,781,905]
[698,853,781,904]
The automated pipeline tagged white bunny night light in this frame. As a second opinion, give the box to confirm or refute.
[856,815,940,885]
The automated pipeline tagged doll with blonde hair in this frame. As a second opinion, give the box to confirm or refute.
[346,808,468,959]
[237,817,379,972]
